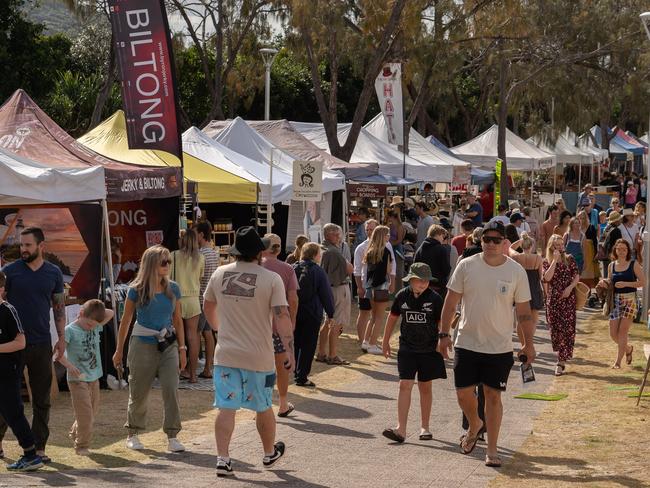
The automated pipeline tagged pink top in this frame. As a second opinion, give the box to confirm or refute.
[626,186,638,205]
[262,258,299,297]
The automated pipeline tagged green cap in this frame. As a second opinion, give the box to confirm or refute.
[403,262,434,282]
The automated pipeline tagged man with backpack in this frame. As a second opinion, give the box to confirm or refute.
[598,211,623,278]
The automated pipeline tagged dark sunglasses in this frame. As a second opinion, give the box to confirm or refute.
[160,259,172,266]
[482,235,503,244]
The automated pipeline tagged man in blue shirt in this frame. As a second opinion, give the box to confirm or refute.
[0,227,64,463]
[464,193,483,227]
[353,207,370,251]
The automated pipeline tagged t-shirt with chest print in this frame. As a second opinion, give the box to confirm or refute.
[390,286,443,353]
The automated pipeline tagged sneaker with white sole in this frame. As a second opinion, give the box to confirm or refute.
[126,435,144,450]
[262,441,286,468]
[367,345,383,355]
[7,454,44,471]
[216,457,234,477]
[167,438,185,453]
[361,341,369,352]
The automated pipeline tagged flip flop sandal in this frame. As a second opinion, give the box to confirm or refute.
[382,428,405,443]
[485,455,502,467]
[626,346,634,365]
[315,354,328,363]
[198,372,213,379]
[419,431,433,441]
[277,404,295,418]
[327,356,350,365]
[460,423,483,454]
[295,380,316,387]
[554,364,566,376]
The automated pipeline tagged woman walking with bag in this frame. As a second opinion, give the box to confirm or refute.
[543,234,579,376]
[112,245,187,452]
[171,229,204,383]
[608,239,645,369]
[362,226,394,355]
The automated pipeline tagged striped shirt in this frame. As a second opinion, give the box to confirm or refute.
[199,246,219,306]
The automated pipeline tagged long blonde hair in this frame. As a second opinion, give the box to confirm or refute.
[364,225,390,265]
[545,234,569,265]
[178,228,200,263]
[130,245,175,307]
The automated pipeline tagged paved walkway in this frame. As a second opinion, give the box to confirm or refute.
[2,310,577,488]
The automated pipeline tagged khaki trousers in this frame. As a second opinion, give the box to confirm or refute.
[125,337,181,438]
[68,380,100,449]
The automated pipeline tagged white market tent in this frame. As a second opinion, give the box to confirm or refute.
[451,125,556,171]
[363,113,468,182]
[290,121,441,182]
[0,146,106,206]
[182,127,293,204]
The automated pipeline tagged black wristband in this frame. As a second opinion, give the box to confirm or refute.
[438,332,450,339]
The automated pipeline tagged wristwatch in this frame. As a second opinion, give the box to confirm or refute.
[438,332,450,339]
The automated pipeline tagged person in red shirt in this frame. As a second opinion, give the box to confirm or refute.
[479,186,494,221]
[451,219,475,256]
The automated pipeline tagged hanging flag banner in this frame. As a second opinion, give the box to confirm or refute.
[374,63,403,145]
[292,160,323,201]
[108,0,182,160]
[494,158,502,215]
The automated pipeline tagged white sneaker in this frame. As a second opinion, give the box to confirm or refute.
[361,341,369,352]
[367,345,383,355]
[126,435,144,450]
[167,438,185,453]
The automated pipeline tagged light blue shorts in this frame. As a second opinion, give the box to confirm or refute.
[213,366,276,412]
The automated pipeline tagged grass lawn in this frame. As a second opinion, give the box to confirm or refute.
[491,312,650,488]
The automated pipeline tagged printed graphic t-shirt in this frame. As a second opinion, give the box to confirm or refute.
[65,321,102,383]
[447,253,530,354]
[204,261,288,372]
[390,287,443,353]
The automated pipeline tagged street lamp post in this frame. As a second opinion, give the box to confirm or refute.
[260,47,279,235]
[639,12,650,319]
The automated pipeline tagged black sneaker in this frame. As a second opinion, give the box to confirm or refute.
[216,457,234,477]
[262,441,286,468]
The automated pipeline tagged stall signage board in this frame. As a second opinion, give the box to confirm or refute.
[450,166,471,192]
[374,63,403,145]
[292,160,323,201]
[347,183,387,199]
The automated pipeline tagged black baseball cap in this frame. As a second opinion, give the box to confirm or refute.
[483,220,505,236]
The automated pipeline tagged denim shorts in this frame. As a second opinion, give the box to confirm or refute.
[213,366,276,412]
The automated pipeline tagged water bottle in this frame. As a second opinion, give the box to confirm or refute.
[519,354,536,385]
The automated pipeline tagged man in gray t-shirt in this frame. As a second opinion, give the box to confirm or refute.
[415,202,435,249]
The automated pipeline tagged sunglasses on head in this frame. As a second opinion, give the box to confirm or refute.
[482,235,503,244]
[160,259,171,266]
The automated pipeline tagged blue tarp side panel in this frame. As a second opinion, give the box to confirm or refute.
[427,135,456,156]
[471,167,495,185]
[591,126,645,156]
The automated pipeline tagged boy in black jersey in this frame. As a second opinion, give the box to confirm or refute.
[0,271,43,471]
[381,263,446,443]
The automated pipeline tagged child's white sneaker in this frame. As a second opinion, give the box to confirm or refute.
[126,435,144,450]
[367,345,383,355]
[361,341,369,352]
[167,438,185,453]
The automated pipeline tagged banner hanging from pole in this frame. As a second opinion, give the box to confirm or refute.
[292,160,323,201]
[374,63,403,145]
[108,0,182,160]
[494,158,502,216]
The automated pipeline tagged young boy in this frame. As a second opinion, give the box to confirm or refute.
[0,271,43,471]
[381,263,446,443]
[56,299,113,456]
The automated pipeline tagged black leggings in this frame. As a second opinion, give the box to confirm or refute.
[0,372,36,453]
[294,315,322,383]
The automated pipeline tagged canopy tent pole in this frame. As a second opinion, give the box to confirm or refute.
[530,169,535,206]
[578,162,582,191]
[553,162,557,203]
[267,149,274,235]
[101,200,118,339]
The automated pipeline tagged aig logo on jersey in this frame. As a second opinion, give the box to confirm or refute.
[405,311,427,323]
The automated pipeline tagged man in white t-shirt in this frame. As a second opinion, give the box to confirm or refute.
[438,220,536,467]
[203,227,294,476]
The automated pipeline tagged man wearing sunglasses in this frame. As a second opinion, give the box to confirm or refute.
[438,220,536,467]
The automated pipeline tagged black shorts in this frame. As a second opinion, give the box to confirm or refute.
[358,297,371,310]
[397,351,447,382]
[453,348,514,391]
[272,332,285,354]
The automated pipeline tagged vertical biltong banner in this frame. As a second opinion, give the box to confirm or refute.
[108,0,182,160]
[374,63,403,145]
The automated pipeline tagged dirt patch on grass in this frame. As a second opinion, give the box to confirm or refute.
[491,313,650,488]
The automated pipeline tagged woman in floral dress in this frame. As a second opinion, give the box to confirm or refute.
[543,234,580,376]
